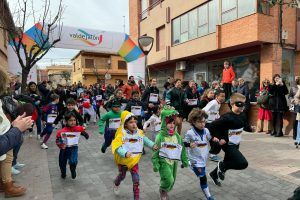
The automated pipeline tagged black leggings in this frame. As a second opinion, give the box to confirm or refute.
[272,111,284,135]
[84,113,91,123]
[223,83,232,100]
[220,145,248,172]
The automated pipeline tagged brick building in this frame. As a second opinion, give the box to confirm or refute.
[129,0,299,97]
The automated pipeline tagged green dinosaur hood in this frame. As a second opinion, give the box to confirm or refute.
[160,105,179,136]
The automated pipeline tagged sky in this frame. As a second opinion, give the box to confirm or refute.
[8,0,130,68]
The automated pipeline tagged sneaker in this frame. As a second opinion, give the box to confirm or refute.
[208,197,215,200]
[41,143,48,149]
[11,167,20,175]
[209,155,221,162]
[61,173,66,179]
[101,145,106,153]
[70,166,76,179]
[37,135,41,140]
[14,163,25,169]
[209,171,221,187]
[217,161,225,181]
[113,184,120,196]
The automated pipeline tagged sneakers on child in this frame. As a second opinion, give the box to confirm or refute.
[209,171,221,187]
[113,184,120,196]
[101,145,106,153]
[11,167,20,175]
[209,154,221,162]
[217,161,225,181]
[70,166,76,179]
[41,143,48,149]
[61,173,66,179]
[14,163,25,169]
[207,196,215,200]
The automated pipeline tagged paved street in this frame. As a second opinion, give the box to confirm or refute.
[5,120,300,200]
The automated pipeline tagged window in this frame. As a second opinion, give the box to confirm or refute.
[189,9,198,40]
[198,4,208,37]
[180,14,189,43]
[156,26,165,51]
[96,57,110,69]
[85,59,94,68]
[238,0,256,18]
[209,0,219,33]
[222,0,237,24]
[172,18,181,45]
[118,61,127,70]
[258,0,270,15]
[141,0,148,20]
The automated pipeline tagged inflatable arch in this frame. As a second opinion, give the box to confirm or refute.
[8,23,145,82]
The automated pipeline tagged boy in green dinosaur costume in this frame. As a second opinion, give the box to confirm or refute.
[152,106,189,200]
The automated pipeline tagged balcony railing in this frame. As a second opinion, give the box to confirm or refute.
[140,0,164,20]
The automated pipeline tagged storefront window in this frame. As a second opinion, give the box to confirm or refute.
[207,54,260,101]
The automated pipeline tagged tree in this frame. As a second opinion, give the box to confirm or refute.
[60,70,71,82]
[264,0,299,7]
[0,0,64,92]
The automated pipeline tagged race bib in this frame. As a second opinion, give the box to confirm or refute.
[154,123,161,132]
[159,142,182,161]
[109,118,121,129]
[47,114,57,124]
[122,135,144,154]
[149,93,158,103]
[96,95,102,101]
[61,132,81,147]
[131,106,142,116]
[228,128,243,145]
[188,99,198,106]
[70,92,76,96]
[121,103,127,111]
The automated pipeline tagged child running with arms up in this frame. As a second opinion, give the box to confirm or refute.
[184,108,219,200]
[111,111,158,200]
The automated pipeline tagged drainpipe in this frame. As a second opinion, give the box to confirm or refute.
[279,3,283,47]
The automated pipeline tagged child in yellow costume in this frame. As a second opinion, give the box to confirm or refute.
[111,110,158,200]
[152,106,189,200]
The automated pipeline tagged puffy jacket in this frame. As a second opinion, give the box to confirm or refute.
[221,66,236,84]
[122,82,140,100]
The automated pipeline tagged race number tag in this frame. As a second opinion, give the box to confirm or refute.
[131,106,142,116]
[228,128,243,145]
[154,123,161,132]
[121,103,127,111]
[122,135,144,154]
[109,118,121,129]
[96,95,102,101]
[47,114,57,124]
[159,142,182,161]
[61,132,81,147]
[149,93,159,103]
[188,99,198,106]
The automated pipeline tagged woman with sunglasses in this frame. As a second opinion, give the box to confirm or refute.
[269,74,289,137]
[257,79,272,134]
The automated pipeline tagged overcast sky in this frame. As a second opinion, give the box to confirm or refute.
[8,0,129,68]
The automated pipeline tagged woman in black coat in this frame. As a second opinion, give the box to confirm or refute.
[269,74,288,137]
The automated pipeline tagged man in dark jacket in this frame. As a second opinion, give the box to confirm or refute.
[237,78,250,115]
[141,78,160,120]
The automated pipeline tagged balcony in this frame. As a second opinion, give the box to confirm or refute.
[82,68,127,75]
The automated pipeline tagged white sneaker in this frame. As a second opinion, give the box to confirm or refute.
[14,162,25,169]
[113,184,120,196]
[11,167,20,175]
[41,143,48,149]
[37,135,41,140]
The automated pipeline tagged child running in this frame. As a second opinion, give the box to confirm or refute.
[152,106,188,200]
[209,93,255,187]
[40,94,60,149]
[184,108,219,200]
[56,112,89,179]
[98,100,122,153]
[111,110,158,200]
[143,106,161,141]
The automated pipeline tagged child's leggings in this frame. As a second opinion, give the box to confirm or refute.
[192,166,211,199]
[296,120,300,142]
[114,164,140,200]
[102,127,116,150]
[41,124,54,144]
[59,146,78,175]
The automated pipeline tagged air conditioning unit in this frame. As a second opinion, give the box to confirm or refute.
[282,30,288,40]
[176,61,187,71]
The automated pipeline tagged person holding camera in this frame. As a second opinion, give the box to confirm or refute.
[269,74,288,137]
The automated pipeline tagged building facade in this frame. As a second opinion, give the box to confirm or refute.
[37,69,48,83]
[130,0,299,98]
[71,51,128,86]
[46,65,72,86]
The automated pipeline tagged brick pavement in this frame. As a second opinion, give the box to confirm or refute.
[6,122,300,200]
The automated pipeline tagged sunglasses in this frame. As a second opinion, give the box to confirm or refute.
[235,101,245,108]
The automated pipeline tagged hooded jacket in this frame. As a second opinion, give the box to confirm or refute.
[112,111,154,169]
[122,81,140,100]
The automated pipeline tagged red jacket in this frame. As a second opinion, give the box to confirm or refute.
[56,126,89,149]
[221,66,236,84]
[122,82,140,100]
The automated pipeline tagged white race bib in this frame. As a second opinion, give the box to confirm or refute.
[131,106,142,116]
[228,128,243,145]
[154,123,161,132]
[47,114,57,124]
[121,103,127,111]
[61,132,81,147]
[159,142,182,161]
[109,118,121,129]
[188,99,198,106]
[149,93,159,103]
[122,135,144,154]
[96,95,102,101]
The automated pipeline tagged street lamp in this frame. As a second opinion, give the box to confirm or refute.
[138,36,154,85]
